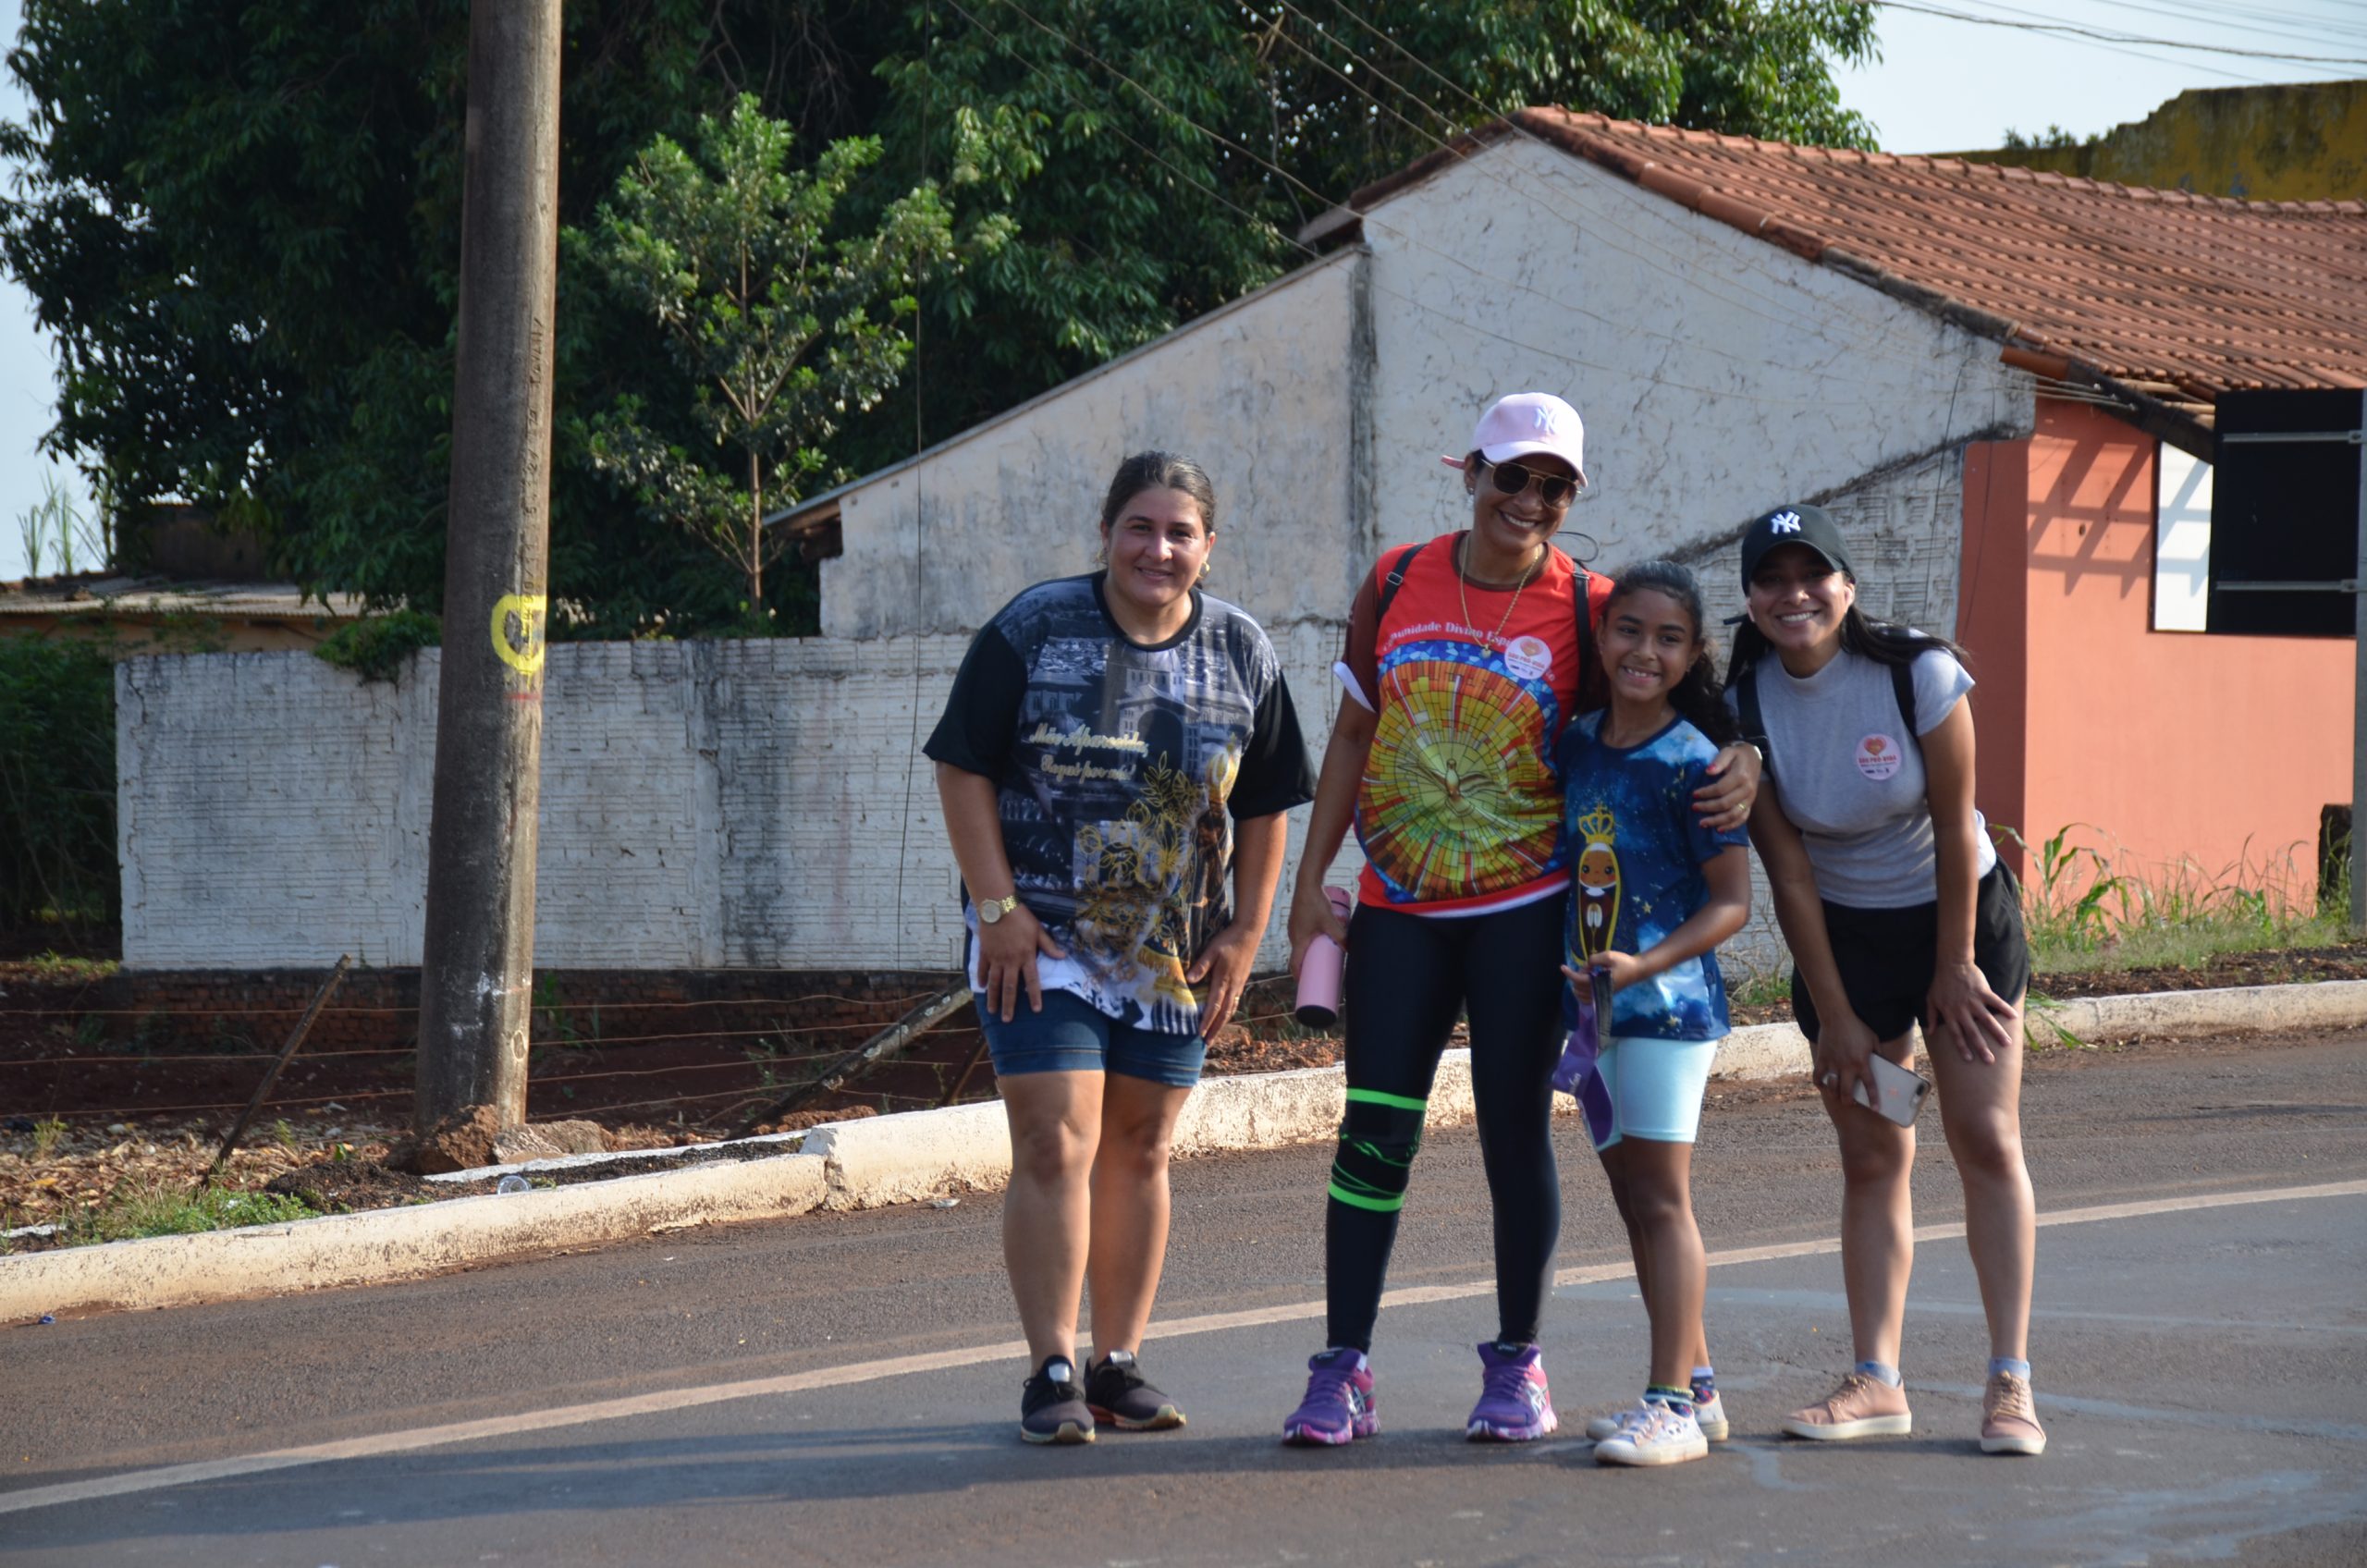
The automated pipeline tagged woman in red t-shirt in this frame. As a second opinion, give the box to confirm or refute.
[1276,393,1760,1446]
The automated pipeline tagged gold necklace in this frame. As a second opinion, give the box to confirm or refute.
[1456,532,1543,650]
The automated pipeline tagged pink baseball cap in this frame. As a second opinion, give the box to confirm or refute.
[1441,392,1588,484]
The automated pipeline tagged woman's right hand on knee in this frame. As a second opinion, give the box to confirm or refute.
[1811,1013,1883,1111]
[980,908,1066,1022]
[1286,876,1348,978]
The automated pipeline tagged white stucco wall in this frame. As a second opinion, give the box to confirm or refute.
[821,248,1368,642]
[1358,139,2030,567]
[118,633,1343,973]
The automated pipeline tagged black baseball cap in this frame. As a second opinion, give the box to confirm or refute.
[1738,503,1854,588]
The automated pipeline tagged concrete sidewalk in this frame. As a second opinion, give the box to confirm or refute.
[4,979,2362,1321]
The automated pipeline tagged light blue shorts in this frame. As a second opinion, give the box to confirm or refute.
[1590,1035,1721,1152]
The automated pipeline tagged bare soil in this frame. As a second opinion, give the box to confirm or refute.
[6,942,2361,1243]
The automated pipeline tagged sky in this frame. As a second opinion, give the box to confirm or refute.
[0,0,2361,582]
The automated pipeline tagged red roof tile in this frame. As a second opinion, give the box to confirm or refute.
[1354,110,2367,407]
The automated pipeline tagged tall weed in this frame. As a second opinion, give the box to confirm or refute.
[2002,824,2349,974]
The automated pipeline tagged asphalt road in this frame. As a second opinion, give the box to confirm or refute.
[6,1027,2365,1567]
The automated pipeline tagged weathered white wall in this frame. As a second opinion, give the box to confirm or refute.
[1359,140,2030,566]
[119,633,1343,973]
[823,248,1367,642]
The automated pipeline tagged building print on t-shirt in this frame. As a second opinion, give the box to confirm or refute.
[1358,641,1562,903]
[1573,804,1622,959]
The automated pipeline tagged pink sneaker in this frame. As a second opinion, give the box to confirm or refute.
[1781,1371,1912,1440]
[1981,1371,2047,1455]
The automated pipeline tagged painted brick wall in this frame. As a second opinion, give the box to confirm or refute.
[119,631,1343,974]
[1677,444,1979,974]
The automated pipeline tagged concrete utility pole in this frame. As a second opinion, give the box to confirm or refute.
[415,0,563,1132]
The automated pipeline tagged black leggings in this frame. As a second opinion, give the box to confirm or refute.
[1325,893,1568,1352]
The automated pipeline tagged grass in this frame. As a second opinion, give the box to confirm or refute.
[1726,967,1792,1011]
[1,949,119,984]
[1724,825,2350,1011]
[2006,825,2351,975]
[54,1179,320,1247]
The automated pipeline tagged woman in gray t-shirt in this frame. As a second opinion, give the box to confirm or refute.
[1725,504,2046,1459]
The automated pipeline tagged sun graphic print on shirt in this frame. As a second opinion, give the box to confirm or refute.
[1358,642,1562,903]
[1572,804,1622,959]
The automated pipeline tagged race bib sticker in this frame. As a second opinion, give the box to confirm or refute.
[1857,733,1903,780]
[1502,634,1552,682]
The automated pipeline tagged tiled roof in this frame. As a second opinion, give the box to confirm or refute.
[1352,109,2367,410]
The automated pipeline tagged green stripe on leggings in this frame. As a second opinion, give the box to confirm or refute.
[1328,1181,1406,1213]
[1344,1087,1428,1112]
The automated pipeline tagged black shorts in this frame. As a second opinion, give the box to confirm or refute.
[1791,863,2030,1045]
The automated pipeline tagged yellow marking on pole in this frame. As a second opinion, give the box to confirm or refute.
[491,593,548,677]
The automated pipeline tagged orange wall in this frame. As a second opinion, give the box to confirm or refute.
[1958,436,2030,876]
[1976,400,2352,904]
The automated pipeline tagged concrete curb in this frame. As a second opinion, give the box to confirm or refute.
[7,979,2362,1319]
[1,1150,827,1319]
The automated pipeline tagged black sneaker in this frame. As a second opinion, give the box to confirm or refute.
[1085,1350,1186,1430]
[1020,1357,1095,1445]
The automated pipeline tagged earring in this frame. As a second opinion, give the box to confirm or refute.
[1198,559,1211,582]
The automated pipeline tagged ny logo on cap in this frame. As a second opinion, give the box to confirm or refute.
[1533,405,1563,434]
[1769,510,1802,533]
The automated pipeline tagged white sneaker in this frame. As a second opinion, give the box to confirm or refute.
[1593,1401,1710,1466]
[1584,1403,1650,1441]
[1692,1387,1730,1442]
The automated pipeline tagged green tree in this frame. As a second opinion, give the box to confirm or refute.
[852,0,1881,470]
[4,1,1879,631]
[578,96,1006,619]
[0,0,890,634]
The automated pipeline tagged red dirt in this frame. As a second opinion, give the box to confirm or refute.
[5,945,2361,1237]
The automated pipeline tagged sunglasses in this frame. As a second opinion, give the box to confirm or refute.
[1475,457,1585,508]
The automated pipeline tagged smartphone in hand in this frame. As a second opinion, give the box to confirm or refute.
[1850,1054,1932,1127]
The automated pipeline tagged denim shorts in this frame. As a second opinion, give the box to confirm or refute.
[975,987,1208,1088]
[1589,1035,1722,1152]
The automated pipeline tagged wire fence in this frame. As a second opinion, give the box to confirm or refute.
[2,986,1315,1131]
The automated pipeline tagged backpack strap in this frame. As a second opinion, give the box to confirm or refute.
[1890,656,1919,746]
[1740,647,1921,784]
[1566,552,1603,710]
[1371,538,1433,625]
[1735,663,1772,782]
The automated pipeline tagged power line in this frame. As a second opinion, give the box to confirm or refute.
[2057,0,2367,51]
[1279,1,1950,362]
[976,0,1995,409]
[1865,0,2367,65]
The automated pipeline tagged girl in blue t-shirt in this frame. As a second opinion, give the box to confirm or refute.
[1555,559,1753,1467]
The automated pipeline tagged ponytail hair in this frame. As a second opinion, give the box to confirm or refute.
[1725,596,1969,692]
[1600,559,1737,745]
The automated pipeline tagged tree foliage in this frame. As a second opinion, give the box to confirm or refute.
[2,0,1879,635]
[0,637,118,932]
[579,96,1007,619]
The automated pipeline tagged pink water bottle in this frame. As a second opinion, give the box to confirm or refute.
[1294,887,1354,1028]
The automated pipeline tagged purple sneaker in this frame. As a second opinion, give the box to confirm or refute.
[1281,1348,1379,1446]
[1466,1341,1558,1442]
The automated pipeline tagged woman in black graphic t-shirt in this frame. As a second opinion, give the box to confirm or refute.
[926,451,1314,1445]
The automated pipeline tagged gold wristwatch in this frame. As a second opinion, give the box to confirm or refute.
[976,892,1021,925]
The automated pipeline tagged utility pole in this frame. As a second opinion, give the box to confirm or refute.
[415,0,563,1131]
